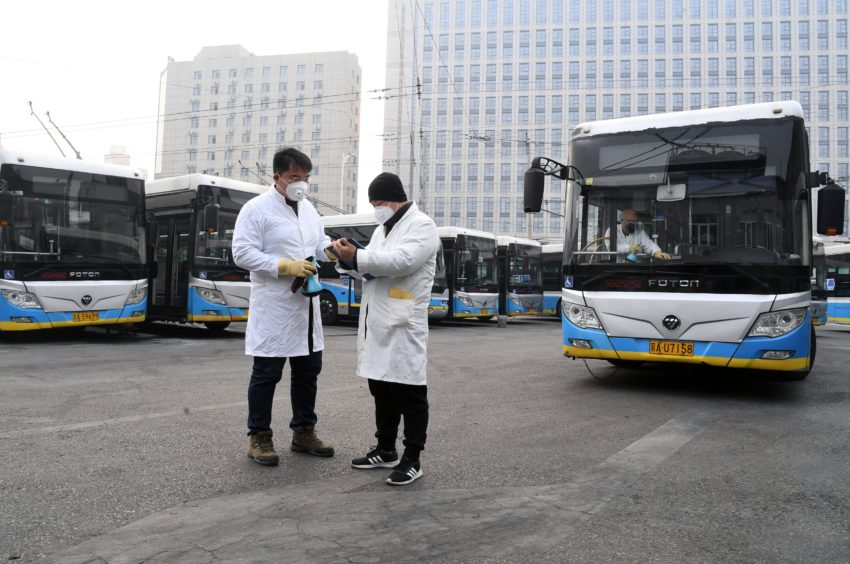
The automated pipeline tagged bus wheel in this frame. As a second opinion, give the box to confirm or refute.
[606,359,644,368]
[203,321,231,333]
[320,291,339,325]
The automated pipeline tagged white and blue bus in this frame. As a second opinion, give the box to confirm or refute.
[430,226,498,320]
[542,243,564,317]
[823,242,850,325]
[524,101,844,378]
[0,149,147,331]
[497,235,543,317]
[145,174,268,331]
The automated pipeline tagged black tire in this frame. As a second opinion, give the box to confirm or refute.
[606,359,644,368]
[203,321,231,333]
[320,291,339,325]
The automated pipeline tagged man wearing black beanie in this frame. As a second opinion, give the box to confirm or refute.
[331,172,440,486]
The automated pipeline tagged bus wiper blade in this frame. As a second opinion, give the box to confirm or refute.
[724,264,769,289]
[66,254,142,277]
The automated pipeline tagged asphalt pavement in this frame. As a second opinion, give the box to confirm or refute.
[1,319,849,563]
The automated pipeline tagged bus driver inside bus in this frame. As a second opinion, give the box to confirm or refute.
[608,208,671,261]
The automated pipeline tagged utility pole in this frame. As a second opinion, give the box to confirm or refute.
[46,111,82,159]
[339,153,354,210]
[524,133,534,240]
[28,102,65,158]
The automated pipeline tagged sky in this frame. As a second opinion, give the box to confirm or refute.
[0,0,389,212]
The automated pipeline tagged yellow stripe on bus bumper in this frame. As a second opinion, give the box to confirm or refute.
[0,316,146,332]
[563,347,809,372]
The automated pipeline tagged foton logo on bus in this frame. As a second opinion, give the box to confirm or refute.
[605,279,643,289]
[69,272,101,279]
[41,272,68,280]
[648,279,700,288]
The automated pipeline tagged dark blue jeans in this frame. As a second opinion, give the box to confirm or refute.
[247,351,322,434]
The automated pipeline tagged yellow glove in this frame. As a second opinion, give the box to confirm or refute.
[277,258,318,278]
[653,251,672,260]
[628,244,642,253]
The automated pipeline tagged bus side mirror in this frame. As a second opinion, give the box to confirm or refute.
[0,190,14,226]
[523,167,545,213]
[817,183,846,236]
[203,203,220,234]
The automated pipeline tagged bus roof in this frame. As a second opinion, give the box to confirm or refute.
[0,148,143,179]
[542,243,563,254]
[321,212,377,228]
[145,173,269,196]
[497,235,541,247]
[572,101,804,139]
[437,225,497,240]
[824,243,850,256]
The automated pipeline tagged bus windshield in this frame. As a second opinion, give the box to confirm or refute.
[0,164,145,264]
[509,244,542,289]
[194,186,261,270]
[456,235,497,290]
[569,118,810,268]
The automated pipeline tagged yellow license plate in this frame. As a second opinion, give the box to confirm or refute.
[73,311,100,322]
[649,340,694,356]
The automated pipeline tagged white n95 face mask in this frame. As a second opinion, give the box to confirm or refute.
[374,205,395,224]
[284,181,308,201]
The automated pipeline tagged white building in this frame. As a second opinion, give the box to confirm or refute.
[384,0,850,237]
[156,45,362,214]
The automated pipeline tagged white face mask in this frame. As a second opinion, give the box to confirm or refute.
[373,205,396,225]
[284,180,308,201]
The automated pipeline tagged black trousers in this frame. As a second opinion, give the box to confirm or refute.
[247,351,322,434]
[368,379,429,460]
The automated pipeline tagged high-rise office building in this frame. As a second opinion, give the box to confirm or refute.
[384,0,850,237]
[156,45,362,214]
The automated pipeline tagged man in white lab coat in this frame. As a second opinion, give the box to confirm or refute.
[610,208,671,260]
[232,147,334,467]
[331,172,440,486]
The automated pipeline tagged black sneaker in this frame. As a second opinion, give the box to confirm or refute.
[351,446,399,469]
[386,458,423,486]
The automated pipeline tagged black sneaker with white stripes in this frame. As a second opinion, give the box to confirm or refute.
[385,458,423,486]
[351,446,399,469]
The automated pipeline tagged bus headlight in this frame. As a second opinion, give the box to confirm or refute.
[459,295,473,307]
[125,287,147,305]
[1,289,42,309]
[197,287,226,305]
[563,302,602,329]
[748,308,807,338]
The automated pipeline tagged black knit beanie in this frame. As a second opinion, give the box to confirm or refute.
[368,172,407,202]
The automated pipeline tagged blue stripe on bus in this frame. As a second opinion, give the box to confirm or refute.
[562,309,811,371]
[188,288,231,320]
[1,298,146,331]
[827,301,850,324]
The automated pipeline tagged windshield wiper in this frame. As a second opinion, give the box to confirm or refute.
[582,269,641,287]
[64,253,143,278]
[723,263,769,290]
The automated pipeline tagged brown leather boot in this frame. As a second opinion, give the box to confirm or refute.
[291,426,334,457]
[248,430,279,466]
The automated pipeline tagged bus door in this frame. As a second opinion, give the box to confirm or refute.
[150,214,191,317]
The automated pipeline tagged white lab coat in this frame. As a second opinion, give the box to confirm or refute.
[605,226,661,255]
[348,203,439,386]
[232,188,331,357]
